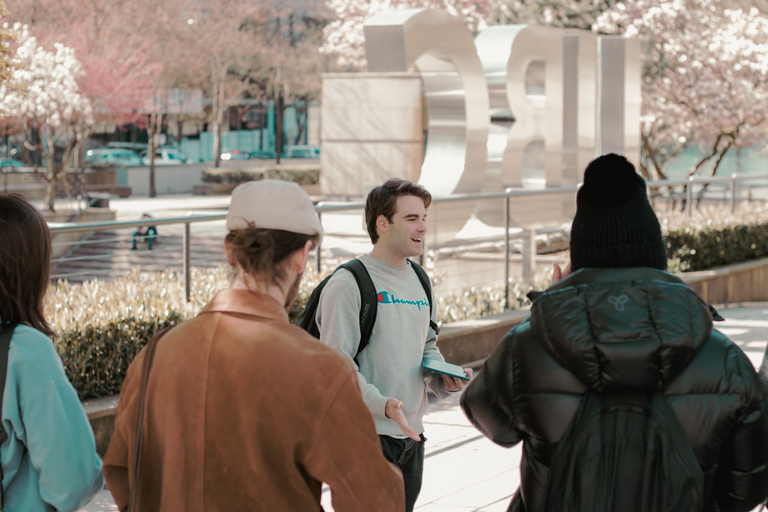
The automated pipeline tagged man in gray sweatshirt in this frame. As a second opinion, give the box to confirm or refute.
[316,178,473,511]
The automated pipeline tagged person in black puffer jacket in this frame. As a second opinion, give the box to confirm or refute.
[460,154,768,512]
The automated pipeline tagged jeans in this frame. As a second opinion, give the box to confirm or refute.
[379,434,426,512]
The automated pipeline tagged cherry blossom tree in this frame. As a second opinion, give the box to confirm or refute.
[68,38,158,165]
[0,24,93,210]
[166,0,262,169]
[9,0,165,198]
[486,0,619,29]
[0,2,17,101]
[596,0,768,182]
[254,3,327,162]
[322,0,490,69]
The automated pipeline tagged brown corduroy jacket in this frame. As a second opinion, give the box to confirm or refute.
[103,288,404,512]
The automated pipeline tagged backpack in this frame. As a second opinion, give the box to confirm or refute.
[539,388,706,512]
[297,258,439,363]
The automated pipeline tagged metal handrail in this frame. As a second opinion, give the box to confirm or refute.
[47,213,227,234]
[46,172,768,305]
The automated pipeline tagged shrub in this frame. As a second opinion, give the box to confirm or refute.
[201,168,263,184]
[47,267,229,399]
[201,165,319,185]
[660,203,768,272]
[263,166,319,186]
[46,261,546,399]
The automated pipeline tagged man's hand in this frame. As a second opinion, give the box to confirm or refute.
[442,368,473,391]
[385,398,420,441]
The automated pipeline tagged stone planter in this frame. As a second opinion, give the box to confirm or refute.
[679,257,768,305]
[300,183,321,197]
[194,182,321,197]
[193,183,240,195]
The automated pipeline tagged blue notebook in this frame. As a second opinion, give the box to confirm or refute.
[422,357,469,380]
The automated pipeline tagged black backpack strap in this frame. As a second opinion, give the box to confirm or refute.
[338,259,378,363]
[409,260,440,335]
[0,322,19,511]
[296,273,334,338]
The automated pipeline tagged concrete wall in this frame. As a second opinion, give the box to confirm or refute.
[680,257,768,305]
[126,165,207,195]
[321,73,424,197]
[437,309,529,365]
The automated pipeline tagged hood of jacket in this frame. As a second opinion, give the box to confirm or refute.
[529,267,714,392]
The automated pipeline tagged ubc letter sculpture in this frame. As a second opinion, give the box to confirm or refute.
[321,8,640,245]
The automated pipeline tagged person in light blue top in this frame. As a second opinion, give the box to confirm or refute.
[0,194,103,512]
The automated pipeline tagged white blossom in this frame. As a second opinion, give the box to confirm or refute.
[0,25,93,127]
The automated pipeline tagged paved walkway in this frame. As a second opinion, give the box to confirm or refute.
[79,302,768,512]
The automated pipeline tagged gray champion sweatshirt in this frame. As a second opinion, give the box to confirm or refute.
[316,254,453,437]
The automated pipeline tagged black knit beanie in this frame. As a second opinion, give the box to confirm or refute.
[570,153,667,271]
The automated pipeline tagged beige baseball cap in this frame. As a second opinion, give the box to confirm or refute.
[226,180,323,241]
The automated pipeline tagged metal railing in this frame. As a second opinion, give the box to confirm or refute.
[645,173,766,215]
[47,172,768,307]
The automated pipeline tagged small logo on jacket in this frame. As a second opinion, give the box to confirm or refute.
[377,291,429,310]
[607,294,629,311]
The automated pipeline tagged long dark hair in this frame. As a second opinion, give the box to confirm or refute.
[0,194,54,336]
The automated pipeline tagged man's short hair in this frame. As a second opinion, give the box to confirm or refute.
[365,179,432,244]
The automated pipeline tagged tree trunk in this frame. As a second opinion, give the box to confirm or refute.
[211,66,226,169]
[73,126,91,170]
[213,102,225,169]
[695,139,734,208]
[146,112,161,198]
[212,121,221,168]
[274,90,284,164]
[41,126,57,211]
[294,98,307,146]
[59,135,76,201]
[687,134,725,179]
[24,123,40,169]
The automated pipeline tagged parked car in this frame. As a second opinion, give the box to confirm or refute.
[106,142,149,156]
[285,145,320,159]
[248,149,278,159]
[221,149,250,161]
[84,148,143,167]
[0,142,21,159]
[0,158,23,169]
[141,148,188,166]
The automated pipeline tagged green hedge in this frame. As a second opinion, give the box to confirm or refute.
[47,262,549,399]
[201,166,319,185]
[660,203,768,272]
[47,268,229,399]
